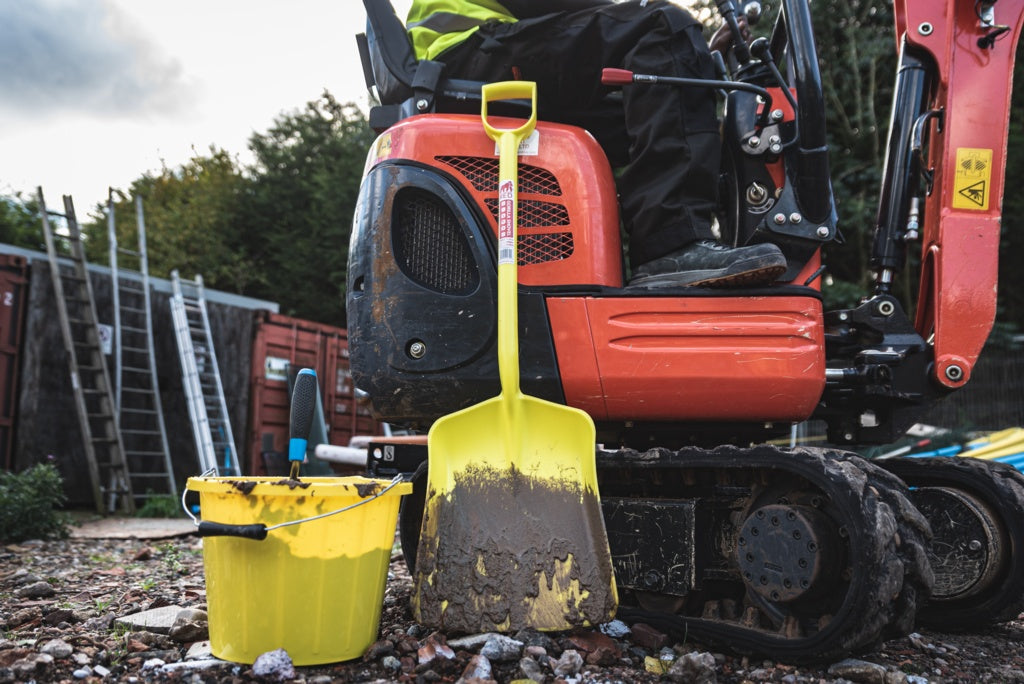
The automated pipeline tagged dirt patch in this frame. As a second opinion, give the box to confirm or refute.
[414,464,618,633]
[1,530,1023,682]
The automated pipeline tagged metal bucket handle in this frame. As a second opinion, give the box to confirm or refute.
[182,472,406,540]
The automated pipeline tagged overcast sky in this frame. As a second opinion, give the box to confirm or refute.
[0,0,411,215]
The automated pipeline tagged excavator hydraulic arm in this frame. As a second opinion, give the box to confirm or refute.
[892,0,1024,388]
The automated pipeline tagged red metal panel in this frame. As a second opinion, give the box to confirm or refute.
[0,254,28,470]
[898,0,1024,387]
[373,113,624,287]
[247,312,380,475]
[548,294,825,423]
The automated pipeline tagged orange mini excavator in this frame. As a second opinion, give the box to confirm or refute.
[347,0,1024,660]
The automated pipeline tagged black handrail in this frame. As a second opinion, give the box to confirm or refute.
[782,0,832,226]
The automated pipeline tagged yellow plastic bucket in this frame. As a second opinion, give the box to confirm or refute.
[186,475,412,665]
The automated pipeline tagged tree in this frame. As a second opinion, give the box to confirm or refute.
[85,149,258,294]
[998,40,1024,329]
[0,192,44,252]
[80,93,373,326]
[812,0,897,307]
[242,91,375,324]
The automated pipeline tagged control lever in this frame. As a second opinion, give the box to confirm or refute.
[716,0,752,63]
[748,37,799,113]
[602,67,773,127]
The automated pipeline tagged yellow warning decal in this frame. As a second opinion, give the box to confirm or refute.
[952,147,992,210]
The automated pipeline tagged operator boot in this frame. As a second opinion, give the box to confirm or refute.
[628,240,787,288]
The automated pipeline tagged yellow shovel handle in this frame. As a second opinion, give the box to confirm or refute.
[481,82,538,398]
[481,81,538,141]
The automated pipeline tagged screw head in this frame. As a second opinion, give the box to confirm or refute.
[789,212,802,223]
[771,109,784,121]
[408,341,427,359]
[816,226,830,238]
[748,135,761,147]
[416,98,430,111]
[773,213,787,225]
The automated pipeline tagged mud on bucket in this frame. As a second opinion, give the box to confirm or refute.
[185,475,411,666]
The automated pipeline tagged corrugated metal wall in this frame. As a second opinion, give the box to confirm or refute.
[0,255,28,470]
[247,312,380,476]
[15,254,268,507]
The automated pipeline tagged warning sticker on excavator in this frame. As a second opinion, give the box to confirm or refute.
[952,147,992,210]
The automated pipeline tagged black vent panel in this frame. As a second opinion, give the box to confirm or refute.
[392,188,479,295]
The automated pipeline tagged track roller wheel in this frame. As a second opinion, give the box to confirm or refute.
[878,456,1024,628]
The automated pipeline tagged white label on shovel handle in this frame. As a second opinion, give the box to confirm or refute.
[498,179,515,265]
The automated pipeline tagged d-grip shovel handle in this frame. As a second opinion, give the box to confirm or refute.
[481,81,537,397]
[196,521,268,540]
[481,82,538,204]
[481,81,537,143]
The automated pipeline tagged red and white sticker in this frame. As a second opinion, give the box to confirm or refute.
[497,179,515,265]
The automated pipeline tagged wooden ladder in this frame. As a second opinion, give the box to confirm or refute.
[39,189,134,514]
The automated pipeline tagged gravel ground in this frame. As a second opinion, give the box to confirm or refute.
[1,530,1023,683]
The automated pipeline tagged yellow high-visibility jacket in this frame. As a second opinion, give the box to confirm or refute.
[407,0,614,60]
[407,0,515,61]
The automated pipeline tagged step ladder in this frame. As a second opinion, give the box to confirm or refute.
[38,189,135,514]
[108,193,177,500]
[170,271,241,475]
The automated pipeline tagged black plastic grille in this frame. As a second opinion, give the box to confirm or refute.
[392,188,479,295]
[519,232,574,264]
[436,156,563,196]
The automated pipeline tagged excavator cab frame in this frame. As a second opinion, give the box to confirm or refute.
[348,0,1024,660]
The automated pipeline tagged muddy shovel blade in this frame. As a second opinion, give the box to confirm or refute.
[411,81,617,633]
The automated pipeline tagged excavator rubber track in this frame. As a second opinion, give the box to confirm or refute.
[595,444,933,662]
[876,456,1024,629]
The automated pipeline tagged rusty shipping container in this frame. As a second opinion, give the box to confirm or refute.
[248,312,380,475]
[0,254,28,470]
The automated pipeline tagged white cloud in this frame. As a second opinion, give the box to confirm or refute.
[0,0,413,213]
[0,0,192,120]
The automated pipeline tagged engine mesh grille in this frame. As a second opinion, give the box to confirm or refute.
[483,198,570,228]
[436,156,563,196]
[519,232,575,264]
[393,188,479,295]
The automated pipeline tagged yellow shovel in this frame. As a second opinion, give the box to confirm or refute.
[412,81,617,633]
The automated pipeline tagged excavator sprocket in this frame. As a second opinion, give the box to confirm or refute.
[876,456,1024,629]
[595,445,933,662]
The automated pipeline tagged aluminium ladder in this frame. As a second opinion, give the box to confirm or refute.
[108,193,177,500]
[170,271,241,475]
[38,189,135,514]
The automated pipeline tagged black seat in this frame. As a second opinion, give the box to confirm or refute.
[358,0,489,131]
[359,0,535,131]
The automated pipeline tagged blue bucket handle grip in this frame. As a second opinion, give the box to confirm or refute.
[289,368,318,463]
